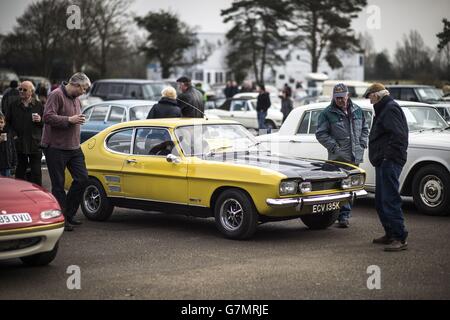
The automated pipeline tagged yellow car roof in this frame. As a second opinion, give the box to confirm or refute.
[107,118,240,131]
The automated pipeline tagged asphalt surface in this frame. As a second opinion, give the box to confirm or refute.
[1,168,450,300]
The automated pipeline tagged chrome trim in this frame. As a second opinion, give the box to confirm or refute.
[0,222,65,236]
[166,154,181,164]
[266,190,368,208]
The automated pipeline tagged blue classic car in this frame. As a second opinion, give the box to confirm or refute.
[80,100,156,143]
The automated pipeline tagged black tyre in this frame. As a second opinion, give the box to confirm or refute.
[21,242,59,266]
[81,178,114,221]
[412,164,450,216]
[214,189,258,240]
[300,210,340,230]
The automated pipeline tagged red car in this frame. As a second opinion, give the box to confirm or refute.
[0,177,64,266]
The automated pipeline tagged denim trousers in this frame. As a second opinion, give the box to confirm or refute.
[44,147,89,219]
[375,159,408,241]
[257,111,267,130]
[338,203,352,222]
[0,168,12,177]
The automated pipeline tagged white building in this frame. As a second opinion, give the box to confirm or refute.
[182,33,230,85]
[273,48,364,89]
[147,33,231,86]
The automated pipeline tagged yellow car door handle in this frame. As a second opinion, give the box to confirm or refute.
[126,159,137,164]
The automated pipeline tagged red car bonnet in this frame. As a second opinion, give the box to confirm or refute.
[0,177,63,229]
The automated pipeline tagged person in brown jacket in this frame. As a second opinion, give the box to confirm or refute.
[41,72,91,231]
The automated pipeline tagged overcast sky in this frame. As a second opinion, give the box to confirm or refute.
[0,0,449,57]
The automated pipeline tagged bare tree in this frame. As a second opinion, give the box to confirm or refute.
[65,0,98,73]
[395,30,432,79]
[2,0,68,77]
[91,0,133,77]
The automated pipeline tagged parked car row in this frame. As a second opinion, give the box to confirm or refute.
[80,79,168,108]
[205,94,283,131]
[80,100,156,143]
[3,75,450,267]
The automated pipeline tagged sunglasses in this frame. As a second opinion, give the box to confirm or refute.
[18,88,29,92]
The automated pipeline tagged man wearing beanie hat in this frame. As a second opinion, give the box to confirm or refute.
[316,83,369,228]
[365,83,409,251]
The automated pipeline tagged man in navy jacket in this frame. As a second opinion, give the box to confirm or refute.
[365,83,409,252]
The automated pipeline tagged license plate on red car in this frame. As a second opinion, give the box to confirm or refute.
[0,213,32,225]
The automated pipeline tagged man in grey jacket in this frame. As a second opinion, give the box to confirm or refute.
[315,83,369,228]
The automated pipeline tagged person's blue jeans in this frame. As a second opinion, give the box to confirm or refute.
[375,159,408,241]
[257,111,267,131]
[0,169,12,177]
[338,203,351,222]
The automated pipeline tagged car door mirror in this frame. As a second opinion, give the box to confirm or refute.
[166,154,181,164]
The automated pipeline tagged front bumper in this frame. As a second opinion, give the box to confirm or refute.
[266,190,368,210]
[0,223,64,261]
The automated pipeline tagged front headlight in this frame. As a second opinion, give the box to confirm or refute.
[40,209,62,220]
[341,174,365,189]
[350,174,365,187]
[280,181,298,196]
[299,181,312,194]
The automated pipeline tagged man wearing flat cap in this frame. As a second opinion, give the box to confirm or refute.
[176,76,205,118]
[364,83,409,252]
[316,83,369,228]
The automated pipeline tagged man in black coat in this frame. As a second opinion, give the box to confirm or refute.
[1,80,20,118]
[365,83,409,252]
[147,86,182,119]
[176,76,205,118]
[256,84,271,131]
[7,81,44,186]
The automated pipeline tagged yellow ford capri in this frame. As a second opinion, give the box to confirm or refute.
[69,118,367,240]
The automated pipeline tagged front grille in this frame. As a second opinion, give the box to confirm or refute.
[311,179,341,191]
[0,237,42,252]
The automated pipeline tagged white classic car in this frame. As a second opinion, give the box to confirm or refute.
[257,100,450,216]
[206,93,283,130]
[434,103,450,124]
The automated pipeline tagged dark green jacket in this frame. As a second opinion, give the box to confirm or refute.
[315,99,369,165]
